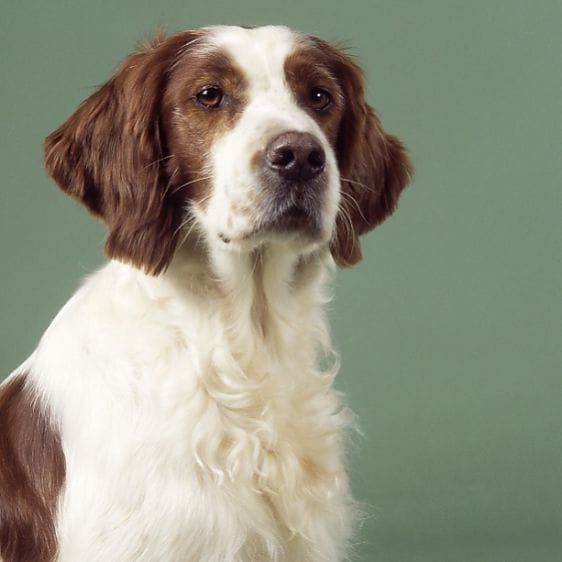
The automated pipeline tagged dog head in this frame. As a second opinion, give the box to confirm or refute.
[44,25,413,274]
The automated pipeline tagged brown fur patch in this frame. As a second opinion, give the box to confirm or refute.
[284,49,344,148]
[44,31,249,275]
[286,39,414,267]
[0,374,66,562]
[43,32,187,274]
[163,49,249,206]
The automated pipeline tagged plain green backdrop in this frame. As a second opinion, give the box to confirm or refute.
[1,1,561,560]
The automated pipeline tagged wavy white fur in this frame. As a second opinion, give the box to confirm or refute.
[26,240,355,561]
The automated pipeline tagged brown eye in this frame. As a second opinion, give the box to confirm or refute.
[309,87,332,111]
[195,86,223,109]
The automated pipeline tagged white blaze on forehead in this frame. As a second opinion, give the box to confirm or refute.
[209,26,319,140]
[205,25,326,143]
[207,25,300,91]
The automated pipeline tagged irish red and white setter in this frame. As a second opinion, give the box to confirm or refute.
[0,25,412,562]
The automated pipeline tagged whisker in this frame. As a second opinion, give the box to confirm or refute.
[338,201,354,239]
[339,189,369,226]
[143,155,174,170]
[174,192,214,240]
[161,175,213,201]
[340,176,379,195]
[171,175,213,195]
[178,218,200,247]
[334,200,357,255]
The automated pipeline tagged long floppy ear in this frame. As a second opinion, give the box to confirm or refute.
[44,32,200,275]
[325,46,414,267]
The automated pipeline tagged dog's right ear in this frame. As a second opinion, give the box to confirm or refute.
[311,39,414,267]
[44,31,201,275]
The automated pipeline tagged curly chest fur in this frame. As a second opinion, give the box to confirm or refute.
[38,260,354,561]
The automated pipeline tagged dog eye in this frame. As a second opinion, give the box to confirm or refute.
[309,87,332,111]
[195,86,224,109]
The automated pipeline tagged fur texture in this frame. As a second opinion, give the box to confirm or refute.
[0,25,412,562]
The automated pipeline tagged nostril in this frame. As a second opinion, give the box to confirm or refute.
[308,148,325,170]
[264,132,325,181]
[270,146,295,169]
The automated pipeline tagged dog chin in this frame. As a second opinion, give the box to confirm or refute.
[217,216,328,254]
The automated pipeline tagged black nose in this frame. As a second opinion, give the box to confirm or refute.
[265,132,326,181]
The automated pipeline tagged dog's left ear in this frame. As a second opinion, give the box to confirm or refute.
[327,47,414,267]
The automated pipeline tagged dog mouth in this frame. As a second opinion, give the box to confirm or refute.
[219,202,322,246]
[255,197,323,237]
[269,202,313,228]
[216,182,326,245]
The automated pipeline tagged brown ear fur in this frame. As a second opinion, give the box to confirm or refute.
[44,32,200,275]
[322,43,414,267]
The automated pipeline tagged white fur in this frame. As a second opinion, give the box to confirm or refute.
[14,26,356,562]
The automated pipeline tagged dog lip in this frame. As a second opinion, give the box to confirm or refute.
[263,200,321,234]
[236,202,321,242]
[279,203,310,221]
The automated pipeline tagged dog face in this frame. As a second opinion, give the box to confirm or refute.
[187,26,343,253]
[44,25,412,274]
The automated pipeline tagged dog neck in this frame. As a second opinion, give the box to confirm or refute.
[147,238,335,366]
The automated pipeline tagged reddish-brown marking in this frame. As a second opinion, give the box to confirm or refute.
[163,49,249,204]
[44,31,248,275]
[285,39,414,266]
[0,373,66,562]
[284,49,344,148]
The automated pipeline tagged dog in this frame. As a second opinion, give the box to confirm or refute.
[0,25,412,562]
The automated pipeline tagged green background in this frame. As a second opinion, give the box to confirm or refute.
[1,1,561,560]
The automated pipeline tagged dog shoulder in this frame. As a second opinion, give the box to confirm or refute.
[0,372,65,562]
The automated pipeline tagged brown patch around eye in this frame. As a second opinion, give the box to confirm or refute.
[162,49,249,208]
[284,48,343,146]
[170,50,247,122]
